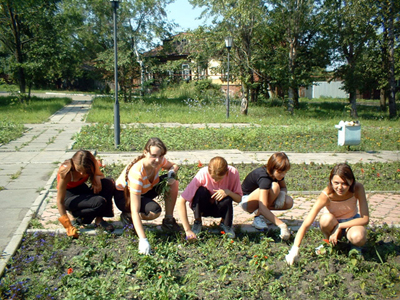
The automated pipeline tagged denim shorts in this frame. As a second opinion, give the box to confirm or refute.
[338,213,360,236]
[238,195,250,212]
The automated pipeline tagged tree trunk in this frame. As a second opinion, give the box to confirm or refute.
[293,86,299,109]
[380,88,387,111]
[241,96,248,115]
[349,90,358,118]
[7,2,26,95]
[388,0,397,117]
[268,83,276,98]
[18,66,26,95]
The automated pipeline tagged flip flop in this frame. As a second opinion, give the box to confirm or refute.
[96,220,114,233]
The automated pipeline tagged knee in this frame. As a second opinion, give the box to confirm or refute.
[170,180,179,191]
[348,228,367,246]
[284,196,293,209]
[92,196,107,208]
[319,213,336,228]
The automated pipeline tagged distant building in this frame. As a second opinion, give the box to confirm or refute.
[304,81,349,99]
[144,33,241,95]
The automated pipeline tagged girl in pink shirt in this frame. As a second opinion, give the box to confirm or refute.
[177,156,243,239]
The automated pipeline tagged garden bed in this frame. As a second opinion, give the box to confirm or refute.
[1,224,399,299]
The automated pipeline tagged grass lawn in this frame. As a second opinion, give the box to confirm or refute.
[1,87,399,299]
[73,96,400,152]
[0,95,71,144]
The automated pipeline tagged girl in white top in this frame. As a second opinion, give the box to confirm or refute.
[286,163,369,265]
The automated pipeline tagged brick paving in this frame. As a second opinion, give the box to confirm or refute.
[35,190,400,235]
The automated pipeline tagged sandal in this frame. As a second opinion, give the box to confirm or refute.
[96,220,114,233]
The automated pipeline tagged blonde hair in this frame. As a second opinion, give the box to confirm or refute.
[124,137,167,210]
[208,156,228,177]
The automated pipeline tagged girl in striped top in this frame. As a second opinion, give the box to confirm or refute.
[114,137,180,255]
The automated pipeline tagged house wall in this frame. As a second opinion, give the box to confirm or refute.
[206,59,241,96]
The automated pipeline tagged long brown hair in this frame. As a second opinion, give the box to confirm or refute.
[327,163,356,193]
[59,150,97,183]
[265,152,290,177]
[124,137,167,210]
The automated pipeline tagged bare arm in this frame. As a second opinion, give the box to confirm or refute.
[92,158,104,194]
[279,179,288,193]
[293,192,329,248]
[212,189,242,203]
[177,196,196,237]
[130,193,146,239]
[164,161,179,173]
[56,170,71,216]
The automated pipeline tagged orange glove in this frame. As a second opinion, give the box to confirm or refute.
[58,214,79,238]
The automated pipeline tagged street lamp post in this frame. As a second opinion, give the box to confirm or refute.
[111,0,120,148]
[225,37,233,118]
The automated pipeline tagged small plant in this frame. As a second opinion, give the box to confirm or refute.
[1,225,400,299]
[10,167,23,180]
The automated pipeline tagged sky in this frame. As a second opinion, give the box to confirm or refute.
[166,0,210,31]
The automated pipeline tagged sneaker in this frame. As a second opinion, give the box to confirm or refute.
[252,215,268,230]
[162,217,182,232]
[192,220,202,235]
[120,212,132,226]
[220,223,236,239]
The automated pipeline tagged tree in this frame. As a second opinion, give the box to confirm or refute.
[188,0,276,114]
[0,0,68,96]
[268,0,330,109]
[371,0,399,117]
[92,0,175,101]
[323,0,377,118]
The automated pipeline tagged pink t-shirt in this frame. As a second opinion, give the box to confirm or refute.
[181,166,243,203]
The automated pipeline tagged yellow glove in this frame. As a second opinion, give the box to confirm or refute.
[58,214,79,238]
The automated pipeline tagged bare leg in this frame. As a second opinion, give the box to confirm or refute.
[319,213,340,239]
[346,226,367,247]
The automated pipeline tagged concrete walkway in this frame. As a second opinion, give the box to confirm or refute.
[0,93,399,277]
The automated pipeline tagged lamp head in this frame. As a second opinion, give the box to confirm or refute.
[225,37,233,49]
[110,0,119,9]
